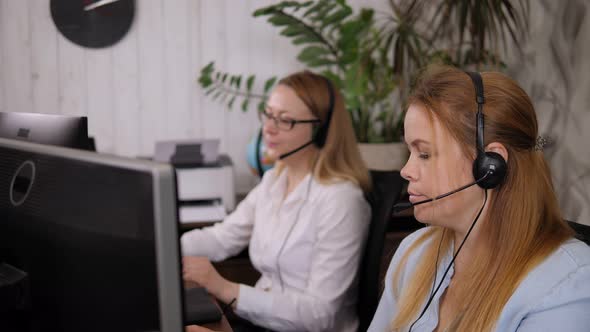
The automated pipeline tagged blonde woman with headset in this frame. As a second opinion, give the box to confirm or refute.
[182,70,371,332]
[369,65,590,332]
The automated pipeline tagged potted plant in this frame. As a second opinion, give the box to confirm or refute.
[198,0,529,170]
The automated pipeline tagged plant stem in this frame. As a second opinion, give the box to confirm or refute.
[212,83,267,100]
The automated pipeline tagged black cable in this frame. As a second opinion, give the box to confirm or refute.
[275,156,318,291]
[221,298,236,315]
[428,228,446,301]
[408,190,488,331]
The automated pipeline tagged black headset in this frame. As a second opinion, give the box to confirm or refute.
[465,71,507,189]
[277,76,335,160]
[395,71,509,213]
[313,77,335,148]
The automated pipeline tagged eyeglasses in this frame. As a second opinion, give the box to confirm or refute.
[258,108,320,131]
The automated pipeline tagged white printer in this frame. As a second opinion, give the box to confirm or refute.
[154,139,235,224]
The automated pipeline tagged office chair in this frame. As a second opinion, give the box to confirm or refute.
[357,170,406,332]
[567,220,590,246]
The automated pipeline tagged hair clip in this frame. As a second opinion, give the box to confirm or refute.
[534,136,550,151]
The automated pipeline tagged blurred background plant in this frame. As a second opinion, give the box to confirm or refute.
[198,0,529,143]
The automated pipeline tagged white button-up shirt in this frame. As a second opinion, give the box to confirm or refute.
[181,168,371,332]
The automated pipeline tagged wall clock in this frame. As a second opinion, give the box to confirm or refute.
[50,0,135,48]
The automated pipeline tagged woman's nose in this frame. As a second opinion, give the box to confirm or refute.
[262,118,278,135]
[400,158,416,182]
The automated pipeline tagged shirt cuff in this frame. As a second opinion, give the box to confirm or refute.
[235,284,273,319]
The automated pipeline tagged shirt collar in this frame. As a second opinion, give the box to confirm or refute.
[269,169,314,208]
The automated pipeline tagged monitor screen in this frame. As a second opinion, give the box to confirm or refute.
[0,112,93,150]
[0,138,184,332]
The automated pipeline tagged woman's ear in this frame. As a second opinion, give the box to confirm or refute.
[485,142,508,163]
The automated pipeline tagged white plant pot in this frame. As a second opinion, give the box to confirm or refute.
[358,142,409,171]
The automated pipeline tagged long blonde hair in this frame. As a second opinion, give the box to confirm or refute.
[275,70,371,192]
[390,65,573,331]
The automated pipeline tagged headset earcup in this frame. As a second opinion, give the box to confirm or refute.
[255,127,264,177]
[473,151,507,189]
[314,124,327,148]
[315,76,335,149]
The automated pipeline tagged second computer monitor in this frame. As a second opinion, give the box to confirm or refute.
[0,111,93,150]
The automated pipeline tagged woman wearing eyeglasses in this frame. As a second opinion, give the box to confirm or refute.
[181,70,372,332]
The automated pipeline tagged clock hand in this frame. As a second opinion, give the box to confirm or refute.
[84,0,122,11]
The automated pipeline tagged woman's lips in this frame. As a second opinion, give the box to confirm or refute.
[409,195,426,204]
[408,191,427,204]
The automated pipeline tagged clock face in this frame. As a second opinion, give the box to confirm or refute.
[50,0,135,48]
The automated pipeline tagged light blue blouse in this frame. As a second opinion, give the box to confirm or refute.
[368,227,590,332]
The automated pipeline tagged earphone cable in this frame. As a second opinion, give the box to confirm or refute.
[408,189,488,331]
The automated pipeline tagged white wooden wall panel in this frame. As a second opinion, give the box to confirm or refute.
[226,0,254,192]
[1,1,32,115]
[188,0,203,138]
[113,23,140,157]
[136,0,166,156]
[85,49,114,152]
[199,0,228,153]
[57,32,86,117]
[29,1,59,115]
[163,0,192,141]
[0,1,4,113]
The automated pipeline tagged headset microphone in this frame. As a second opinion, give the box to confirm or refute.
[392,201,414,213]
[279,140,314,159]
[393,169,493,213]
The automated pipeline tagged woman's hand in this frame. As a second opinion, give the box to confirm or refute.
[185,325,217,332]
[182,256,239,305]
[182,256,221,289]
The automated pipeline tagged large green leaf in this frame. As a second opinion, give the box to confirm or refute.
[293,34,323,45]
[297,46,332,64]
[246,75,255,92]
[241,99,250,112]
[281,25,309,37]
[268,15,299,27]
[227,96,237,110]
[321,7,352,29]
[264,77,277,93]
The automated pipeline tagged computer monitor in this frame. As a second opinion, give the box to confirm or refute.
[0,112,93,150]
[0,138,184,332]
